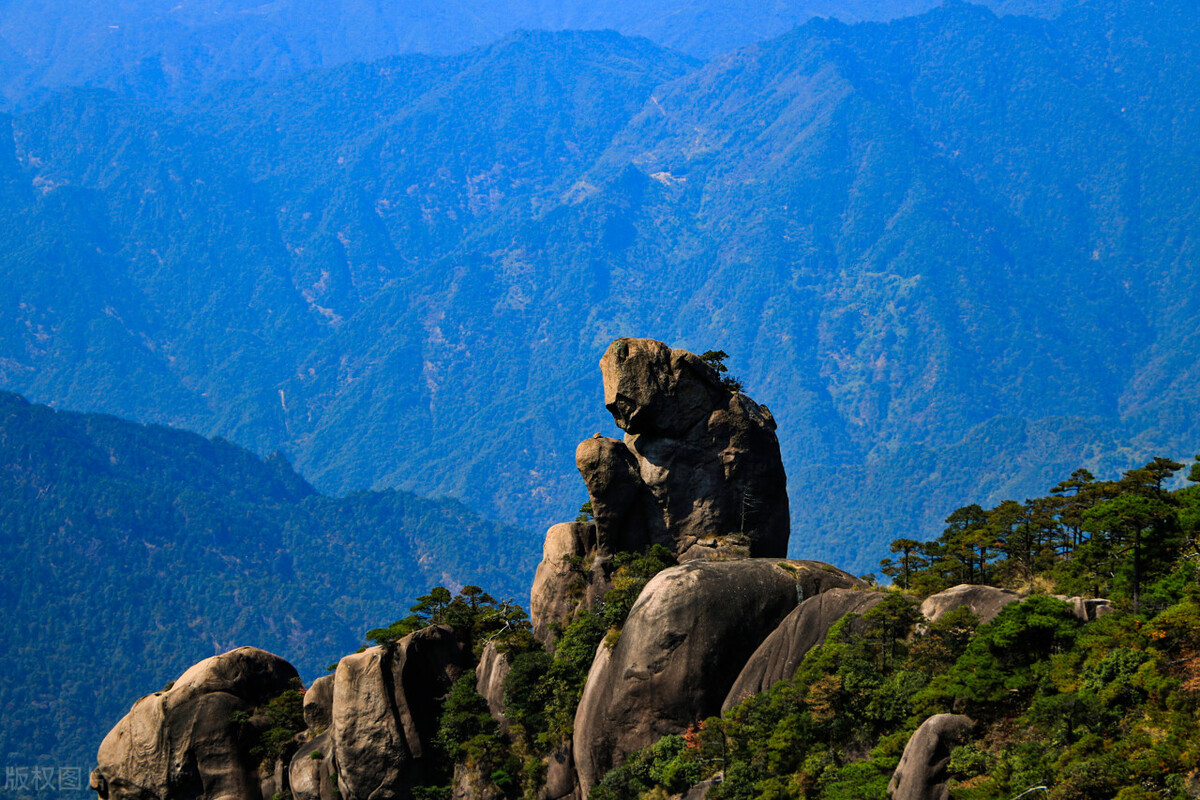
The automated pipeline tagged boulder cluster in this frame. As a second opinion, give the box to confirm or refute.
[91,626,466,800]
[87,338,1115,800]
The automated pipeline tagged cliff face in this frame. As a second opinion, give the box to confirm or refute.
[85,338,1011,800]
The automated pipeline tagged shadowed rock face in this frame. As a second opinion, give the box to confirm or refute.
[331,625,466,800]
[90,647,301,800]
[587,338,790,559]
[723,588,886,711]
[572,559,861,794]
[888,714,974,800]
[920,584,1020,625]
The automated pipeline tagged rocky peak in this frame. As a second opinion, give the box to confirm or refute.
[586,337,789,559]
[535,337,793,646]
[600,338,726,436]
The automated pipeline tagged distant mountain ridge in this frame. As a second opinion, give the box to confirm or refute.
[2,1,1198,575]
[0,391,530,775]
[0,0,1070,108]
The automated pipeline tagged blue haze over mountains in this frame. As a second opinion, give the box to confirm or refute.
[0,0,1067,108]
[3,0,1197,570]
[2,0,1199,776]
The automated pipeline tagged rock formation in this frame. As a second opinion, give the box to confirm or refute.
[303,674,334,731]
[331,624,466,800]
[532,338,793,648]
[530,521,609,646]
[572,559,860,794]
[289,735,338,800]
[86,338,895,800]
[1059,595,1114,622]
[723,588,885,711]
[921,585,1115,629]
[590,338,790,558]
[541,743,577,800]
[89,647,301,800]
[887,714,975,800]
[920,584,1020,625]
[475,641,512,725]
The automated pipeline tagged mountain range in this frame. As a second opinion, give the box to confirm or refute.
[0,0,1068,107]
[3,0,1196,575]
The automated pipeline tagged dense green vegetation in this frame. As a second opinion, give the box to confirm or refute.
[588,458,1200,798]
[880,456,1196,609]
[0,392,529,779]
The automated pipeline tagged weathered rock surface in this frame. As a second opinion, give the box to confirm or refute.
[530,521,611,647]
[584,338,790,559]
[534,339,795,649]
[331,624,466,800]
[539,742,579,800]
[888,714,974,800]
[572,558,860,794]
[476,641,512,724]
[723,588,886,711]
[1058,595,1114,622]
[576,435,656,553]
[920,584,1019,625]
[90,646,300,800]
[303,674,334,732]
[289,734,337,800]
[259,756,289,800]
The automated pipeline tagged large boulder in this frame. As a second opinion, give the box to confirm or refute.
[581,338,790,559]
[920,584,1019,625]
[90,646,301,800]
[303,674,335,732]
[331,624,466,800]
[888,714,974,800]
[289,734,338,800]
[1057,595,1114,622]
[572,558,860,794]
[576,435,657,553]
[723,588,886,711]
[539,742,579,800]
[530,522,611,647]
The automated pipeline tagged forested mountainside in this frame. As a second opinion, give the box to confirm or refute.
[0,0,1068,107]
[2,0,1199,576]
[0,392,529,778]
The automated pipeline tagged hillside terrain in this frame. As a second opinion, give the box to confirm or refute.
[0,0,1196,575]
[0,392,529,777]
